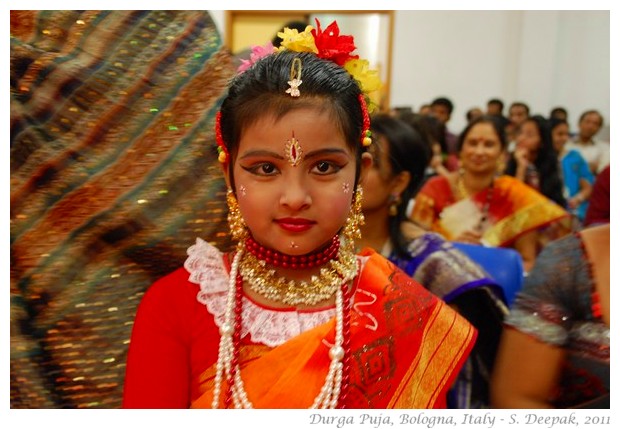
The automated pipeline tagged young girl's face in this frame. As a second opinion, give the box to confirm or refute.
[515,120,541,154]
[230,107,364,255]
[362,134,399,213]
[551,122,570,152]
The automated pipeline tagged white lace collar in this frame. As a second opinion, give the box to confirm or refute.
[184,238,366,348]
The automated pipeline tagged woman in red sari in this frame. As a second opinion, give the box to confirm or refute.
[411,116,570,272]
[122,21,475,409]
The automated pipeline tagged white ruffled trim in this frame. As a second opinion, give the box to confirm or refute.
[185,238,367,348]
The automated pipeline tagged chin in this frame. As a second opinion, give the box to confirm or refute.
[465,166,493,174]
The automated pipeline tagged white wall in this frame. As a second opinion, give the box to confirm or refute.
[390,10,610,138]
[211,10,610,139]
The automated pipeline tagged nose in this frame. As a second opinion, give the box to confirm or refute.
[472,139,486,153]
[279,175,312,211]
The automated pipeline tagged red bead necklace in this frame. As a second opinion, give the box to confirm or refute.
[245,235,340,269]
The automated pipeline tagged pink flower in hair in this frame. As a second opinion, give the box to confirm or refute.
[237,41,276,73]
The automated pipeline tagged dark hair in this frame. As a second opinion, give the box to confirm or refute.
[430,97,454,115]
[398,111,447,154]
[509,102,530,115]
[219,50,366,189]
[487,98,504,111]
[549,107,568,120]
[457,115,507,152]
[548,117,568,133]
[505,116,566,206]
[578,109,604,127]
[369,114,431,258]
[466,107,483,123]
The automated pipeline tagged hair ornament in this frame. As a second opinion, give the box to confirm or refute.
[237,42,277,73]
[238,18,381,113]
[219,18,381,162]
[359,94,372,147]
[286,57,303,97]
[215,111,229,164]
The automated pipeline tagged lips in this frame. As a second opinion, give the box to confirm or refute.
[275,218,316,232]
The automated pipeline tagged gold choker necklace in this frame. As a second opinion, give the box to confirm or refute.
[456,173,469,199]
[457,172,494,200]
[239,237,358,306]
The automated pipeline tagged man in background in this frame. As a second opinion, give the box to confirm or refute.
[486,98,510,130]
[430,96,458,158]
[566,110,609,175]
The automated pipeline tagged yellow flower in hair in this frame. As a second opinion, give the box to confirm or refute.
[277,25,318,54]
[343,58,382,95]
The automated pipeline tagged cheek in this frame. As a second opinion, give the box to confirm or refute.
[461,147,474,157]
[236,186,269,222]
[320,187,353,219]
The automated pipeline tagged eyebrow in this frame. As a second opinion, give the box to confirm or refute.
[239,149,284,160]
[303,148,349,160]
[239,147,348,161]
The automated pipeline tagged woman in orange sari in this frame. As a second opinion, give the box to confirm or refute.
[122,21,475,409]
[411,116,570,272]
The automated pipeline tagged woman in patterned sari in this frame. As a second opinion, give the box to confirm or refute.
[359,114,507,409]
[491,223,609,408]
[410,116,570,272]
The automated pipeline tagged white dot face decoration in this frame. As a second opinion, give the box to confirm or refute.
[342,183,351,194]
[239,185,247,197]
[285,132,303,167]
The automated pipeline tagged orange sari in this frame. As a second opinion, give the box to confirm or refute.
[191,249,476,409]
[411,175,570,247]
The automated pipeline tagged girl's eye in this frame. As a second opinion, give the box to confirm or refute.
[243,162,279,176]
[464,139,477,147]
[260,163,277,174]
[311,161,341,175]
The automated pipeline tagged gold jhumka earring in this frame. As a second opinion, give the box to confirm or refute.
[388,194,401,217]
[226,189,248,241]
[342,187,365,243]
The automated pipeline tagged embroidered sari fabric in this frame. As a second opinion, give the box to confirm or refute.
[386,232,507,409]
[505,233,610,408]
[122,240,476,408]
[10,11,235,408]
[411,175,570,248]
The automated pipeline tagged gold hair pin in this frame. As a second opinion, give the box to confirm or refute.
[286,57,302,97]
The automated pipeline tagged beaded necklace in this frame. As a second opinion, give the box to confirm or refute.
[245,235,339,269]
[241,235,357,306]
[212,244,357,408]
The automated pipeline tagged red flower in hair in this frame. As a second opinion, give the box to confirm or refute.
[311,19,358,66]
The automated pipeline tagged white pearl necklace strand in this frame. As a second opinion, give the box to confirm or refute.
[211,247,354,409]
